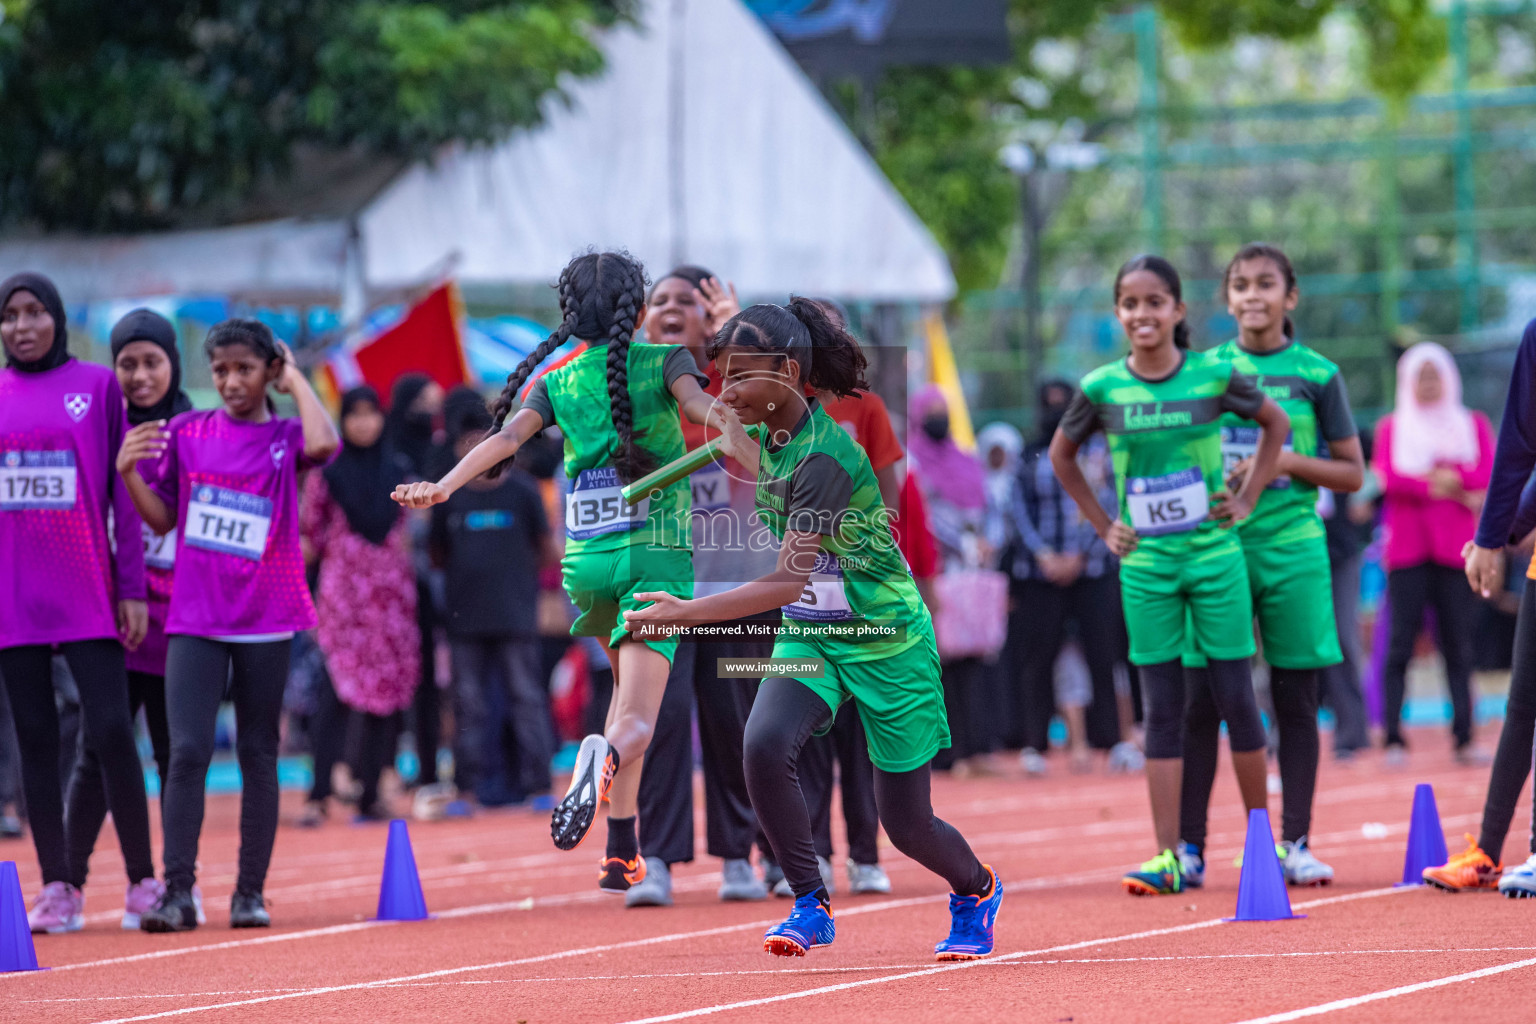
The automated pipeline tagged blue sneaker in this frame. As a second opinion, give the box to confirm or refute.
[1177,841,1205,889]
[935,865,1002,961]
[763,895,835,957]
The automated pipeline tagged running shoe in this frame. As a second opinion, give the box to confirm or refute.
[1107,741,1145,774]
[1019,748,1048,776]
[763,895,835,957]
[599,855,647,895]
[550,734,615,851]
[122,877,165,930]
[1122,849,1182,896]
[762,859,785,891]
[0,813,21,839]
[772,855,835,898]
[934,866,1003,961]
[1279,836,1334,886]
[1176,841,1205,890]
[847,861,892,895]
[626,857,673,908]
[1498,854,1536,899]
[229,889,271,928]
[720,859,768,902]
[28,881,83,934]
[1423,835,1501,892]
[140,887,199,933]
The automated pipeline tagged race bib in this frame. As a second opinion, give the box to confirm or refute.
[1220,426,1292,489]
[1125,468,1208,536]
[690,461,732,513]
[185,485,272,561]
[565,468,649,540]
[0,450,77,511]
[783,552,855,622]
[143,522,177,570]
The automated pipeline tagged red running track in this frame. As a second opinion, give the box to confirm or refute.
[5,724,1536,1024]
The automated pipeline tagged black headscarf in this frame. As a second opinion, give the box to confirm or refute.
[323,386,407,546]
[110,309,194,425]
[385,372,437,477]
[1,272,70,372]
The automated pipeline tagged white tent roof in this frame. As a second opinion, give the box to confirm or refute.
[361,0,955,302]
[0,0,954,305]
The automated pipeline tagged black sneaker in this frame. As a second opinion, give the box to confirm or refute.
[140,887,199,933]
[551,734,615,851]
[230,889,271,929]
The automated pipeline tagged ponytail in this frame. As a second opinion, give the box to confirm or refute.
[1282,316,1295,339]
[785,297,869,396]
[485,251,653,482]
[708,296,870,398]
[1173,321,1191,350]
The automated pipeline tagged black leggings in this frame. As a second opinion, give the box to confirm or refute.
[1383,562,1475,748]
[162,636,290,894]
[743,677,989,900]
[67,670,170,887]
[0,641,153,886]
[1182,665,1319,846]
[1140,658,1264,762]
[1478,584,1536,860]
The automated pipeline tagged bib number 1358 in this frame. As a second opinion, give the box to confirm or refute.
[566,469,649,540]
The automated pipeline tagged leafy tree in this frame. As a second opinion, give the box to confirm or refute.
[844,0,1448,293]
[0,1,629,229]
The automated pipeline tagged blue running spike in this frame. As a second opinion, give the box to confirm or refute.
[935,866,1003,961]
[763,895,835,957]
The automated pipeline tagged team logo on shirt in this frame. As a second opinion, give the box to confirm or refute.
[269,441,287,467]
[63,393,91,422]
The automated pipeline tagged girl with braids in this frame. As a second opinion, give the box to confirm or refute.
[392,251,735,871]
[1050,255,1289,897]
[623,299,1002,962]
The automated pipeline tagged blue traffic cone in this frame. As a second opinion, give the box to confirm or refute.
[1398,783,1450,887]
[1225,809,1303,922]
[0,862,41,972]
[375,819,429,921]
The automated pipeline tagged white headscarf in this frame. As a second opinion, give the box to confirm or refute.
[1389,341,1479,476]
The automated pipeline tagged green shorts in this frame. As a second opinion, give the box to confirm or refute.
[1243,533,1342,669]
[1121,535,1256,665]
[772,618,950,773]
[562,545,693,663]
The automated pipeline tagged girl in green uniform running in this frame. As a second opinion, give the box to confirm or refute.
[1050,255,1291,896]
[623,299,1002,962]
[393,252,738,874]
[1178,244,1364,891]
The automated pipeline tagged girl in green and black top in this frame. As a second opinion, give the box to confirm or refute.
[393,252,735,882]
[1050,255,1291,896]
[1179,244,1364,891]
[624,299,1002,963]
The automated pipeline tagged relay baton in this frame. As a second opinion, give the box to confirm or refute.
[621,423,762,504]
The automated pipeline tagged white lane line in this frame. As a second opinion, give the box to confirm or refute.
[609,886,1413,1024]
[80,896,939,1024]
[78,885,1410,1023]
[1222,955,1536,1023]
[32,946,1536,1003]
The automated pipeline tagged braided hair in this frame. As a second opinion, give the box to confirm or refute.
[486,251,656,482]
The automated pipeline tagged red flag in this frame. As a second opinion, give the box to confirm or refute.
[340,283,470,405]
